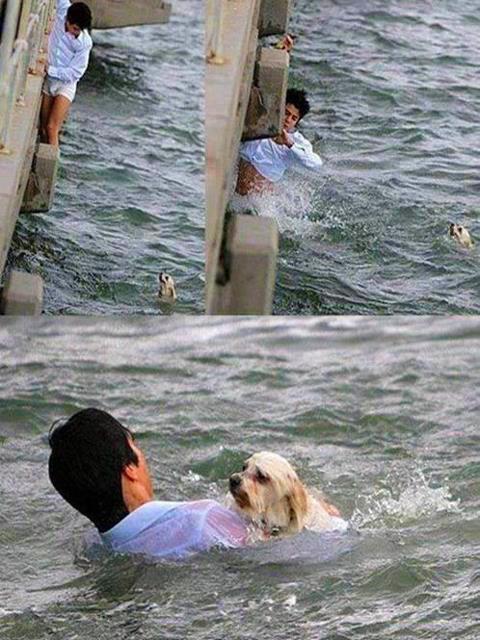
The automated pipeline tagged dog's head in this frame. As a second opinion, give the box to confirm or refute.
[158,272,177,301]
[449,223,473,248]
[229,452,308,535]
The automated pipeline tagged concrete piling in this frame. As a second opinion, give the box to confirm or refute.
[243,47,289,139]
[0,270,44,315]
[258,0,292,36]
[210,214,278,315]
[73,0,172,29]
[22,143,59,213]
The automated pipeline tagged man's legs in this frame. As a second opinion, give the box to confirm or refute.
[40,93,54,142]
[45,95,72,147]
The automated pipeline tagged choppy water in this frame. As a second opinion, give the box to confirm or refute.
[1,317,479,639]
[258,0,480,314]
[6,0,203,314]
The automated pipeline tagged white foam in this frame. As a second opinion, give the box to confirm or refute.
[228,172,322,237]
[351,468,461,530]
[283,594,297,608]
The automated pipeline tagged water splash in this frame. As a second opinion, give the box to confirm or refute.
[260,177,319,236]
[228,171,374,246]
[228,171,320,236]
[351,468,461,530]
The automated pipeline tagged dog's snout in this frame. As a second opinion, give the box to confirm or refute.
[229,473,242,492]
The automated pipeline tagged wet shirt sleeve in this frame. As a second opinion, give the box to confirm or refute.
[288,133,323,171]
[239,140,256,163]
[56,0,72,23]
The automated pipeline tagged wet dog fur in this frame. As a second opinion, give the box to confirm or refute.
[227,452,344,538]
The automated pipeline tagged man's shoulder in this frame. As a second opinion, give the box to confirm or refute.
[144,499,223,518]
[78,30,93,50]
[185,499,224,512]
[120,500,183,525]
[186,500,244,523]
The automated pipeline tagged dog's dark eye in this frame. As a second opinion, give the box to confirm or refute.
[458,226,463,232]
[242,463,247,472]
[256,469,269,483]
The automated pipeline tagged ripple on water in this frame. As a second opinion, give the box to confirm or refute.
[266,0,480,314]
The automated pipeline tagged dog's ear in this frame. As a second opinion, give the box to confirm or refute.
[287,481,308,532]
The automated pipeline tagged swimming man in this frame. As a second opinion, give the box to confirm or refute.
[48,408,249,560]
[40,1,93,147]
[235,88,323,196]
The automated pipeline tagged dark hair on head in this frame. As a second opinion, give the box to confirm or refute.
[48,408,138,532]
[286,88,311,121]
[66,2,92,32]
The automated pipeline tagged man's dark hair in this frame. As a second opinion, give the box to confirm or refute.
[48,408,138,532]
[286,88,311,121]
[67,2,92,32]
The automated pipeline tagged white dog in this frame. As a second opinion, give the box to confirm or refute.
[158,272,177,302]
[449,223,474,248]
[227,452,348,538]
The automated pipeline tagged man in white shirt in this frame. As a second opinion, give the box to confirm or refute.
[48,408,249,560]
[236,88,323,196]
[40,1,93,147]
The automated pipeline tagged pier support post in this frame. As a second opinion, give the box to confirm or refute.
[74,0,172,29]
[258,0,292,36]
[0,270,43,315]
[212,214,278,315]
[21,143,59,213]
[243,47,289,139]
